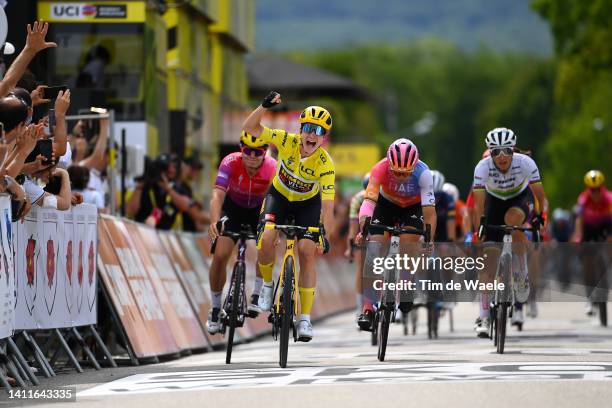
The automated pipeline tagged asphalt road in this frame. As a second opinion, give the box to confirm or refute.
[3,302,612,408]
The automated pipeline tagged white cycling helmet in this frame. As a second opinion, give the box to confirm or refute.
[431,170,445,193]
[485,127,516,148]
[442,182,459,202]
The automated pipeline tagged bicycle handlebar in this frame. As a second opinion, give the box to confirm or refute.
[211,219,256,254]
[478,215,541,243]
[361,216,431,242]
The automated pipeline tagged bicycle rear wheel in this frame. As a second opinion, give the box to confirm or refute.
[279,256,294,368]
[226,263,244,364]
[377,305,392,361]
[496,303,508,354]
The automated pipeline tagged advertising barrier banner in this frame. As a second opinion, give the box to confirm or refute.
[14,204,97,330]
[0,195,14,339]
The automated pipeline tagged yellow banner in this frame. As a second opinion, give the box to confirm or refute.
[328,144,381,177]
[38,2,145,23]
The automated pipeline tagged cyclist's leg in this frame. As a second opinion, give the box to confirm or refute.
[294,194,322,341]
[476,193,504,336]
[398,203,423,312]
[256,187,285,310]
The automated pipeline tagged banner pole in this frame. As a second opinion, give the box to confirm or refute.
[22,331,55,378]
[71,327,101,370]
[6,338,39,385]
[0,360,12,392]
[53,329,83,373]
[88,325,118,368]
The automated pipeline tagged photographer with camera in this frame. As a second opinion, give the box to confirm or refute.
[125,154,194,230]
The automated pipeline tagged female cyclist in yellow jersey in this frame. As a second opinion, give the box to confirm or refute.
[242,91,335,342]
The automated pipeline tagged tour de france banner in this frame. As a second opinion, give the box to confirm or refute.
[0,195,14,339]
[14,204,98,330]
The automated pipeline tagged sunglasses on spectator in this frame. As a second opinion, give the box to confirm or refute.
[301,123,326,136]
[490,147,514,157]
[240,145,267,157]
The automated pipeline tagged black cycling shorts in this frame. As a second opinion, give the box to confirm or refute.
[221,197,260,241]
[260,185,322,242]
[583,220,612,242]
[483,187,535,242]
[370,195,424,235]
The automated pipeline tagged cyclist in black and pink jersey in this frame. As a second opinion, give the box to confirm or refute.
[206,131,277,334]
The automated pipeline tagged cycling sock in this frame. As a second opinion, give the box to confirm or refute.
[479,292,489,318]
[253,277,263,296]
[300,314,311,322]
[363,285,377,306]
[258,261,274,284]
[211,291,222,309]
[299,287,315,316]
[513,253,528,281]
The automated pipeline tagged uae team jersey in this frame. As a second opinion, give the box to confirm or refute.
[214,152,277,208]
[259,126,335,202]
[472,153,541,200]
[364,158,435,207]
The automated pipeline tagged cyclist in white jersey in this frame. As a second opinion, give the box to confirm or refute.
[471,127,547,337]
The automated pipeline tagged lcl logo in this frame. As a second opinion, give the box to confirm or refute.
[51,4,97,19]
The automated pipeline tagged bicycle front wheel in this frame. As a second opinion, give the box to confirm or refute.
[496,303,508,354]
[279,256,294,368]
[377,305,392,361]
[226,262,244,364]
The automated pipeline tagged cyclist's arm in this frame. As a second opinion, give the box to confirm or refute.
[209,188,226,226]
[530,182,547,216]
[419,169,436,240]
[423,205,437,241]
[473,190,486,229]
[210,157,232,225]
[321,199,334,239]
[242,105,266,137]
[358,174,381,225]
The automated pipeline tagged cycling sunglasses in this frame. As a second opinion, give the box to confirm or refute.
[301,123,326,136]
[490,147,514,157]
[240,145,267,157]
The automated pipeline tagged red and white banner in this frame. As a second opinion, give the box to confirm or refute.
[14,204,98,330]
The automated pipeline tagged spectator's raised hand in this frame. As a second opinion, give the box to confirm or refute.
[15,124,38,154]
[31,85,51,106]
[54,89,71,117]
[71,192,84,206]
[25,21,57,54]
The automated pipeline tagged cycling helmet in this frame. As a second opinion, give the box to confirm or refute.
[485,127,516,148]
[299,106,332,131]
[362,172,370,190]
[584,170,605,188]
[443,182,460,202]
[387,138,419,172]
[431,170,445,193]
[240,131,268,148]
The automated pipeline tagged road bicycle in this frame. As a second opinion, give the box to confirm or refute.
[362,217,431,361]
[211,220,256,364]
[261,221,321,368]
[479,217,540,354]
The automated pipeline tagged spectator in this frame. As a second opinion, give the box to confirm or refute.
[0,21,57,97]
[68,164,105,211]
[26,166,72,210]
[175,154,210,231]
[125,154,193,230]
[77,110,109,211]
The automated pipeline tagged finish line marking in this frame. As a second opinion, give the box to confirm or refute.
[79,362,612,396]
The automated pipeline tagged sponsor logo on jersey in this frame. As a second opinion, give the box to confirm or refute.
[278,161,315,194]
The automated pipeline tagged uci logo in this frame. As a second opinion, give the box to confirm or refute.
[52,4,97,19]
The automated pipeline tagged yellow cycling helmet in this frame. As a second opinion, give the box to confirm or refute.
[584,170,605,188]
[299,106,332,131]
[240,131,268,148]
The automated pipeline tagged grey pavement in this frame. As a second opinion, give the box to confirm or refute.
[3,302,612,408]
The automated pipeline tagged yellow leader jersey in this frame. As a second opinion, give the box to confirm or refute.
[259,126,335,202]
